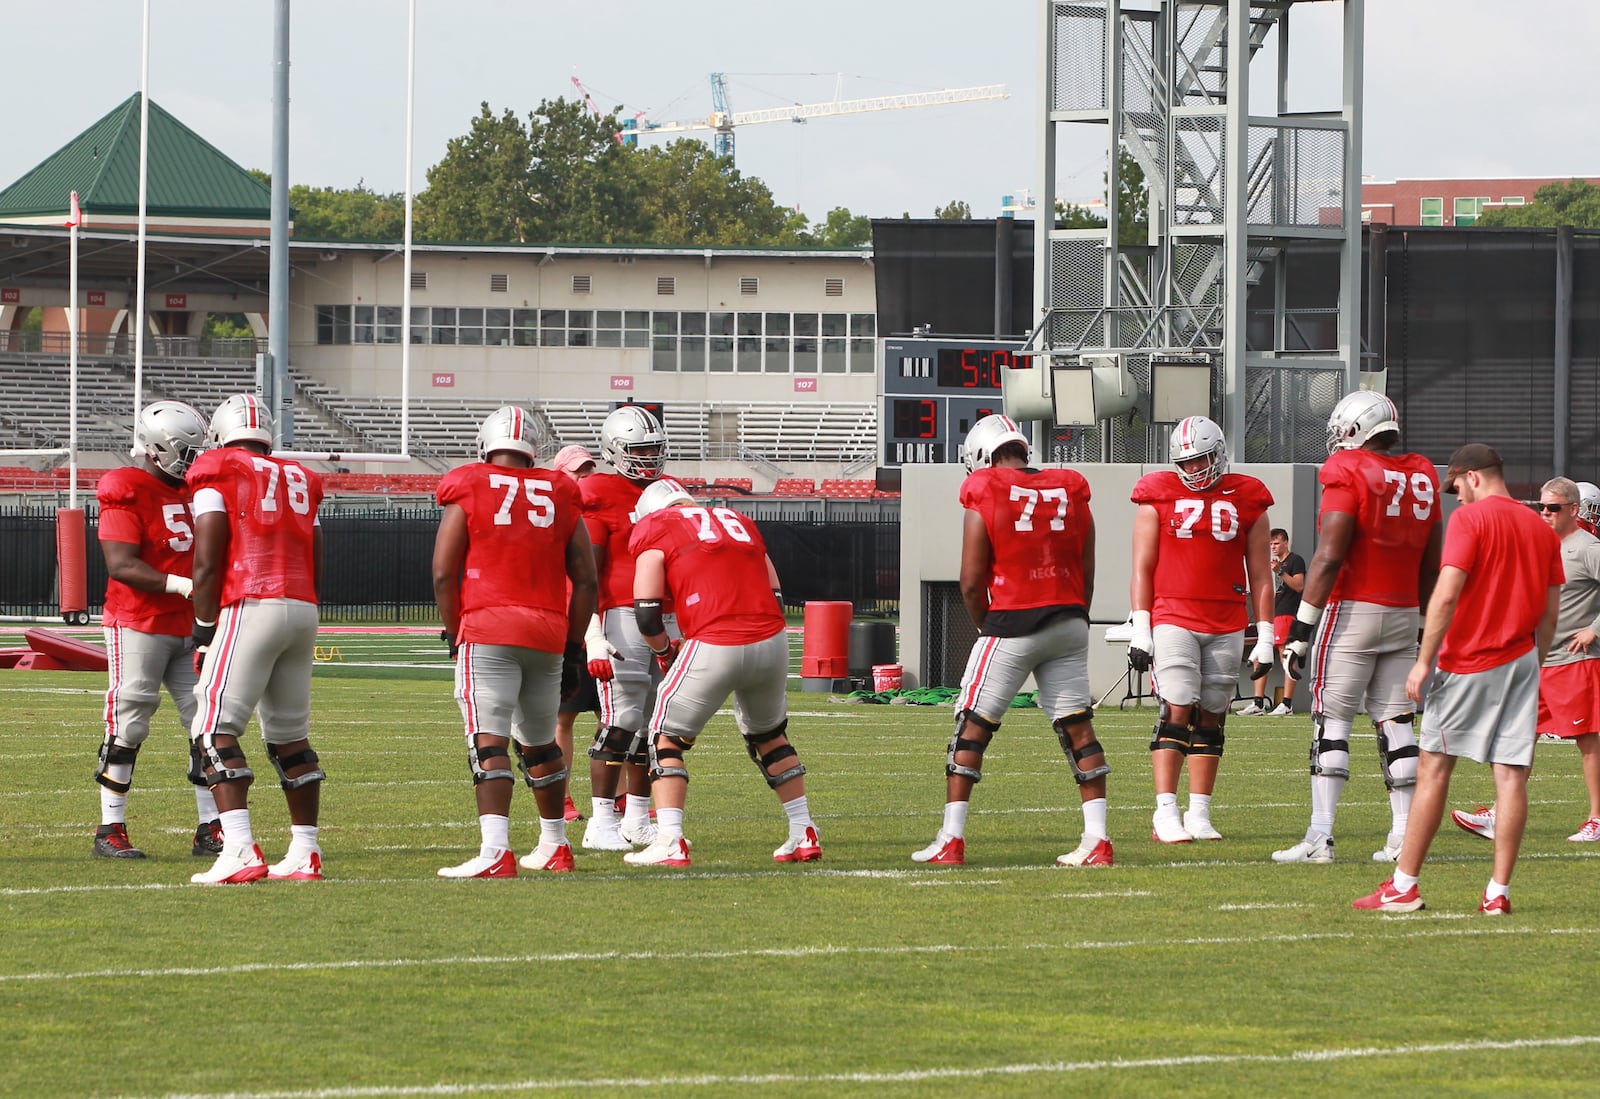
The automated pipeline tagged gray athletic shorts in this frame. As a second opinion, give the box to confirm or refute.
[1151,624,1242,714]
[1419,649,1539,767]
[191,598,319,746]
[647,631,788,741]
[954,615,1091,725]
[104,626,197,747]
[597,605,679,732]
[458,643,561,748]
[1308,600,1419,722]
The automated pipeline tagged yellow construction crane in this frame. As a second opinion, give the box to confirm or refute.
[621,73,1009,161]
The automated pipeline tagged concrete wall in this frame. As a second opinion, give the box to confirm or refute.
[898,461,1324,702]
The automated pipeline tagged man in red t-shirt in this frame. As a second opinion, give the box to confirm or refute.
[187,395,326,885]
[1273,392,1443,866]
[620,478,815,867]
[909,415,1107,868]
[1129,415,1275,844]
[578,405,677,852]
[1354,444,1562,915]
[92,400,220,860]
[433,407,597,879]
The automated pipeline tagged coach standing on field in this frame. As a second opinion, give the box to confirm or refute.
[1353,444,1562,915]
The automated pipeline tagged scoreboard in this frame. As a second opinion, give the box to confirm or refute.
[878,338,1024,466]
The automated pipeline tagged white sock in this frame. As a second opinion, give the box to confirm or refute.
[1392,868,1419,892]
[941,800,970,838]
[219,808,254,851]
[1081,797,1108,841]
[1485,878,1510,901]
[656,807,685,841]
[1310,774,1346,837]
[590,796,617,824]
[1389,786,1413,840]
[288,824,320,855]
[480,813,510,855]
[782,794,814,837]
[1188,793,1212,819]
[194,785,219,822]
[538,816,567,847]
[623,793,652,825]
[1155,792,1178,813]
[99,787,128,826]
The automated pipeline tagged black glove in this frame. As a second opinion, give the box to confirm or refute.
[192,619,216,674]
[440,629,459,660]
[561,641,583,700]
[1282,618,1315,680]
[1128,645,1152,673]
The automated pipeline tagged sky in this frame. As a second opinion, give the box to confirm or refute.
[4,1,1598,226]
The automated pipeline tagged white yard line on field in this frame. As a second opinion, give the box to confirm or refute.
[102,1034,1600,1097]
[8,923,1592,986]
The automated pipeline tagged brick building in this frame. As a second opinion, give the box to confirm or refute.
[1361,176,1600,226]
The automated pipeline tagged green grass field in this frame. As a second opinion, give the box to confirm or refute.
[3,628,1598,1098]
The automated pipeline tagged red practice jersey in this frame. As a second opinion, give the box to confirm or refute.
[628,505,784,645]
[187,448,323,607]
[438,463,582,652]
[1132,470,1274,633]
[583,473,648,612]
[1437,495,1564,674]
[1319,448,1441,607]
[97,466,194,635]
[959,465,1092,611]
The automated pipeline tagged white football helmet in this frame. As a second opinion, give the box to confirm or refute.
[631,476,695,521]
[601,405,667,480]
[208,394,274,449]
[1578,481,1600,525]
[476,405,538,462]
[960,413,1030,473]
[1326,390,1400,454]
[1171,415,1228,491]
[131,400,208,478]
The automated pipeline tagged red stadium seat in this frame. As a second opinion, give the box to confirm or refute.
[773,477,816,496]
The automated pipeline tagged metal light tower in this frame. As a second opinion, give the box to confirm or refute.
[1028,0,1365,464]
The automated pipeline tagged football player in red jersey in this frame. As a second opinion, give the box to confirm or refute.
[1577,481,1600,537]
[1130,415,1275,844]
[578,405,677,851]
[1273,392,1443,866]
[621,478,816,867]
[187,395,326,884]
[551,444,601,823]
[92,400,221,860]
[433,407,597,878]
[910,415,1109,868]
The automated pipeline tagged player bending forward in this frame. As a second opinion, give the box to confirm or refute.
[623,478,819,867]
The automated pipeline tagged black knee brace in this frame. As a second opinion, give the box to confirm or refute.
[1189,723,1225,758]
[267,744,326,792]
[649,734,694,782]
[93,737,139,794]
[1376,713,1419,790]
[744,720,806,790]
[1309,715,1351,779]
[1052,709,1110,785]
[515,741,568,790]
[947,710,999,782]
[196,736,253,786]
[468,735,514,785]
[587,724,635,764]
[186,742,209,787]
[1150,721,1191,756]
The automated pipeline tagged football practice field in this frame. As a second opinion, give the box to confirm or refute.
[3,628,1598,1097]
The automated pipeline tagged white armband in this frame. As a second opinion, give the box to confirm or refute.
[583,613,606,646]
[1132,610,1151,633]
[1296,602,1324,629]
[163,573,193,598]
